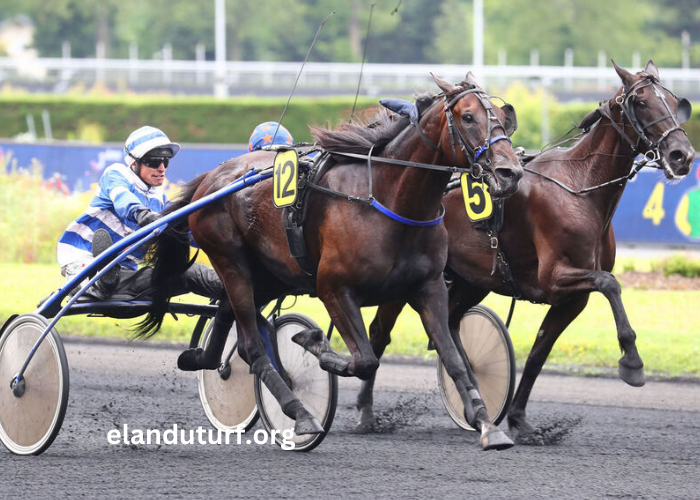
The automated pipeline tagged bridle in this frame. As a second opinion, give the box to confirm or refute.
[603,74,690,176]
[526,73,693,193]
[409,87,514,181]
[442,88,513,179]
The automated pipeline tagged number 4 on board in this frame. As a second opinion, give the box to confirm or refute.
[642,182,665,226]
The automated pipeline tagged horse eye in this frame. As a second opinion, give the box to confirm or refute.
[461,113,474,123]
[637,100,647,108]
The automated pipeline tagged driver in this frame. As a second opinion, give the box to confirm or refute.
[57,125,224,302]
[248,121,294,151]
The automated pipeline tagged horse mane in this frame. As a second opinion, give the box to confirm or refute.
[311,93,439,160]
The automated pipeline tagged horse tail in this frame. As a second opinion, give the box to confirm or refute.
[135,172,209,338]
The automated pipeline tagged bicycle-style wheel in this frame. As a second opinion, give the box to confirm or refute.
[437,305,515,431]
[0,314,70,455]
[255,313,337,452]
[198,320,258,433]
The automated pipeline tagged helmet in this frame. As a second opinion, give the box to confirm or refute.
[248,122,294,151]
[124,126,181,166]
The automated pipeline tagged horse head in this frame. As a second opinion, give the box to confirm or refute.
[611,59,695,180]
[432,72,523,198]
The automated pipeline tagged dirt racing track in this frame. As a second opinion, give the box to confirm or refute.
[1,337,699,499]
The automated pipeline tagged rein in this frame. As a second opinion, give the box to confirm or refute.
[522,74,685,195]
[523,157,658,195]
[310,87,514,227]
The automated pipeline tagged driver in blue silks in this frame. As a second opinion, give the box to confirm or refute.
[57,125,224,302]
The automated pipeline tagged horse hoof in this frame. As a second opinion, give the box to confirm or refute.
[177,348,219,371]
[294,411,324,436]
[319,351,351,376]
[291,328,328,356]
[618,362,645,387]
[356,407,376,432]
[177,348,203,371]
[508,417,535,442]
[480,427,514,451]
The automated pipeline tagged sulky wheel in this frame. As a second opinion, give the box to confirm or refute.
[198,320,259,433]
[0,313,69,455]
[255,313,337,452]
[437,305,516,431]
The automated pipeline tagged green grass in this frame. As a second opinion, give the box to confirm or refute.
[1,263,698,377]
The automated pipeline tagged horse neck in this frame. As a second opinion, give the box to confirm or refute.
[566,104,638,225]
[379,114,452,219]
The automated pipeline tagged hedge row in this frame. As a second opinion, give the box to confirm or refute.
[1,94,698,151]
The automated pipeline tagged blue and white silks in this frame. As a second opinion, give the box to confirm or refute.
[57,163,167,271]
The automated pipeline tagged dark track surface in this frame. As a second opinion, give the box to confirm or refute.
[1,338,699,499]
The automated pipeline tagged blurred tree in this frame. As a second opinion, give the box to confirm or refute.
[427,0,473,64]
[368,0,444,63]
[112,0,213,59]
[0,0,105,57]
[0,0,692,67]
[652,0,700,66]
[483,0,676,67]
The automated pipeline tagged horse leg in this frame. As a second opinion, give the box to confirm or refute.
[293,287,378,380]
[410,278,513,450]
[543,265,645,387]
[356,301,406,429]
[177,299,234,371]
[205,252,322,435]
[507,296,588,439]
[593,271,645,386]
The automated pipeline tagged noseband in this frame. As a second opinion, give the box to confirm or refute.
[607,74,689,163]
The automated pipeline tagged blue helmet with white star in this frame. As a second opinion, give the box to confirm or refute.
[248,122,294,151]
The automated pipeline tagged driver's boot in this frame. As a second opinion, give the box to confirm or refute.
[90,228,120,298]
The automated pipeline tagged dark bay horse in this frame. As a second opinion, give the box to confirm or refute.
[361,60,695,439]
[138,73,523,450]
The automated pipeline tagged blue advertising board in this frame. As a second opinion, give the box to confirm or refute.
[1,140,699,248]
[611,158,700,247]
[0,140,248,195]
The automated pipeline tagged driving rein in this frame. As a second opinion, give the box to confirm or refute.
[317,88,513,227]
[524,74,691,193]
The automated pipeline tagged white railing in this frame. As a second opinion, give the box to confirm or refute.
[2,56,700,97]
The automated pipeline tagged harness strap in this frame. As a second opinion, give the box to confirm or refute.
[523,158,650,195]
[326,150,470,174]
[370,199,445,227]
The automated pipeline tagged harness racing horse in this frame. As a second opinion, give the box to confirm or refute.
[360,60,695,440]
[137,73,524,450]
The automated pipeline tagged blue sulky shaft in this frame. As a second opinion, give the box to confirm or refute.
[14,168,272,389]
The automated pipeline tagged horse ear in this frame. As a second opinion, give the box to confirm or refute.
[464,71,481,89]
[431,72,455,94]
[500,104,518,136]
[677,98,692,124]
[644,60,660,80]
[611,58,635,88]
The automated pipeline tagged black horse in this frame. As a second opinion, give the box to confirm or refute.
[360,60,695,440]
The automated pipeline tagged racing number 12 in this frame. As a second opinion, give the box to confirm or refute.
[272,150,298,208]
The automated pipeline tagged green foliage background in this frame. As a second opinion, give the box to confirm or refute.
[2,92,699,151]
[1,0,698,67]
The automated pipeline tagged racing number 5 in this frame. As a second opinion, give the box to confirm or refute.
[460,172,493,221]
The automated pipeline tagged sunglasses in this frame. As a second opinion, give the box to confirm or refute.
[140,157,170,169]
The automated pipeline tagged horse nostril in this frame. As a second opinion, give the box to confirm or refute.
[670,150,686,164]
[495,167,515,179]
